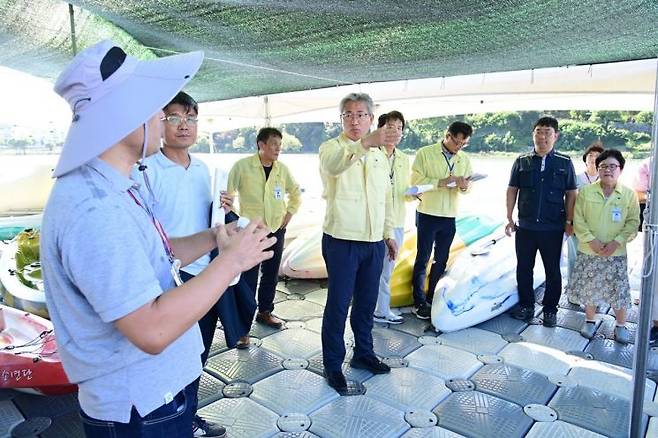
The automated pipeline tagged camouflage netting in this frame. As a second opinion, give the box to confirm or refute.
[1,0,658,102]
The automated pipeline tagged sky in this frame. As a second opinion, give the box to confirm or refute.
[0,66,70,134]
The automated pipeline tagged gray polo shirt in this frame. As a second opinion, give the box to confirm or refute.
[41,158,203,422]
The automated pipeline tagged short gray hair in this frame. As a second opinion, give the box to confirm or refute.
[339,93,374,114]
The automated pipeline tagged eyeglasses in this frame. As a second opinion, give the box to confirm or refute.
[163,114,198,126]
[598,164,620,171]
[341,112,370,121]
[448,133,469,147]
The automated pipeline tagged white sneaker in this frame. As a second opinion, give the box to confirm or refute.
[373,313,404,324]
[385,312,404,324]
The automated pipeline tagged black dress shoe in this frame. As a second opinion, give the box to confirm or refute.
[511,306,534,322]
[542,311,557,328]
[349,355,390,374]
[324,370,347,390]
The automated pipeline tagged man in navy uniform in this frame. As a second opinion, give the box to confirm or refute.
[505,116,577,328]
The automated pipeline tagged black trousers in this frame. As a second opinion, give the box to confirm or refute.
[243,227,286,313]
[411,213,456,306]
[515,227,564,314]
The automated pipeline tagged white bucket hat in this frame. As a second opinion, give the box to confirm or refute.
[53,40,203,177]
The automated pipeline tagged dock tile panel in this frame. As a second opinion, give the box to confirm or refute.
[520,325,589,352]
[525,420,606,437]
[433,391,533,438]
[471,364,557,406]
[250,369,338,415]
[364,367,450,412]
[401,427,466,437]
[437,328,508,355]
[197,372,225,408]
[568,360,656,401]
[406,344,482,380]
[198,397,279,438]
[303,288,328,306]
[206,346,284,384]
[475,313,529,336]
[549,386,644,438]
[498,342,576,376]
[0,400,23,437]
[372,327,421,357]
[389,314,436,337]
[273,300,325,321]
[309,395,409,438]
[260,328,322,360]
[208,327,229,357]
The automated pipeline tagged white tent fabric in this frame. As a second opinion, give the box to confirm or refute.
[201,58,657,129]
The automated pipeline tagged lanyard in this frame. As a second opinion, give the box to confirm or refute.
[388,151,396,183]
[585,173,599,184]
[442,151,456,175]
[127,189,175,263]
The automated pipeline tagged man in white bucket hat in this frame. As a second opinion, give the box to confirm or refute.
[41,40,276,437]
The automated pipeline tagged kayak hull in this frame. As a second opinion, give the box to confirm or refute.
[0,305,75,395]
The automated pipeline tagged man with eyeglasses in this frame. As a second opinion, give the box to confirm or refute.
[410,122,474,320]
[319,92,399,392]
[227,127,302,339]
[505,116,577,328]
[133,91,229,437]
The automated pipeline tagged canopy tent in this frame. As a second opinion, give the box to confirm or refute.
[2,1,658,434]
[1,0,657,104]
[201,58,658,128]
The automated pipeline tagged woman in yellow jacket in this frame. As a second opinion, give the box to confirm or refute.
[566,149,640,343]
[227,127,301,342]
[374,111,410,324]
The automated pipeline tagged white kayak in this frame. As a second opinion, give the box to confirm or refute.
[432,231,546,332]
[279,228,326,279]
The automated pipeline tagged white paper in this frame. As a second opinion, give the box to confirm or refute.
[467,173,488,182]
[211,168,228,227]
[405,184,435,196]
[211,168,240,286]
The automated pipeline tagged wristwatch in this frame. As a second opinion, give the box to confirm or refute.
[565,220,573,225]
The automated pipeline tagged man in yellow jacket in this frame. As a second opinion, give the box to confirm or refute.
[319,93,399,392]
[228,127,301,339]
[411,122,473,320]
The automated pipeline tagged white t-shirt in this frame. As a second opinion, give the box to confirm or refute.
[576,171,598,189]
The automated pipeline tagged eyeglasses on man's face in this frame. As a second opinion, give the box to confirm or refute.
[163,114,198,126]
[448,133,469,147]
[341,112,370,121]
[598,163,620,171]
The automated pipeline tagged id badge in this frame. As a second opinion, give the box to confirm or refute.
[170,258,183,287]
[274,185,283,200]
[611,207,622,223]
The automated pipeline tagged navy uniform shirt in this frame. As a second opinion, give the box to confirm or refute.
[509,149,577,231]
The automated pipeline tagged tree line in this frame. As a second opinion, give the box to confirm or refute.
[199,110,653,157]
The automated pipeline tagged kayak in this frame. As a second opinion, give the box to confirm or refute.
[0,230,48,319]
[0,304,75,395]
[279,215,502,308]
[389,215,502,307]
[0,214,42,241]
[280,228,325,279]
[431,231,546,332]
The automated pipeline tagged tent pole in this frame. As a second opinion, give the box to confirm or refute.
[630,58,658,437]
[264,96,271,126]
[68,4,77,56]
